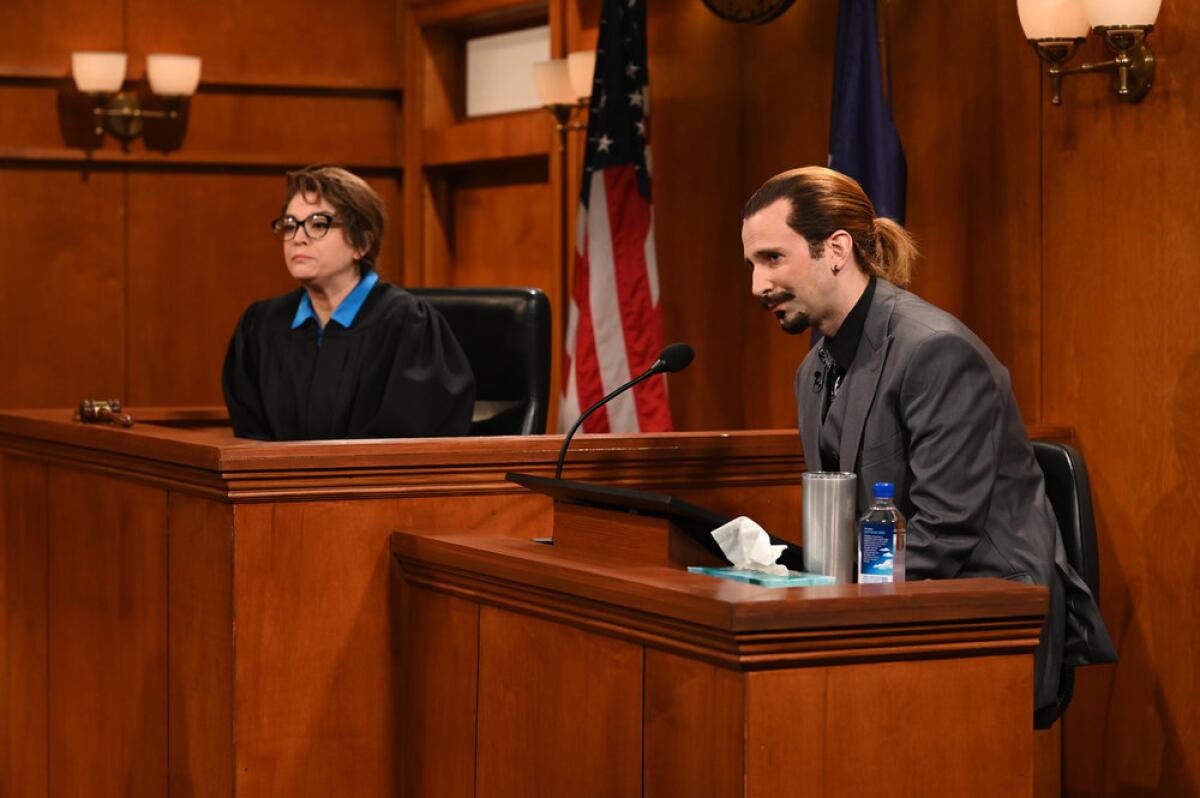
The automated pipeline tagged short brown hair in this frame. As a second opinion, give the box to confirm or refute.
[284,166,385,273]
[743,166,916,287]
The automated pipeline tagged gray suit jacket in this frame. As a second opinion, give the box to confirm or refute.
[795,279,1115,717]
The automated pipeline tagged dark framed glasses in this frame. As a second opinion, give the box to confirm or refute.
[271,212,344,241]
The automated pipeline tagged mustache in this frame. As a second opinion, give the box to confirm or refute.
[760,291,795,310]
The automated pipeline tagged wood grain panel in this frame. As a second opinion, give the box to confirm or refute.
[1042,3,1200,794]
[167,492,234,798]
[0,456,49,797]
[746,655,1032,796]
[644,649,744,798]
[125,173,295,405]
[422,111,549,166]
[0,85,400,165]
[475,605,642,798]
[400,585,479,798]
[0,167,125,407]
[0,85,81,151]
[0,1,122,76]
[158,91,401,167]
[232,496,541,797]
[646,0,751,431]
[446,159,553,288]
[125,172,403,405]
[737,3,838,430]
[126,0,402,88]
[444,158,558,423]
[46,466,167,796]
[885,0,1043,420]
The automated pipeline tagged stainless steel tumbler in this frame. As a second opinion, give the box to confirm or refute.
[802,471,858,583]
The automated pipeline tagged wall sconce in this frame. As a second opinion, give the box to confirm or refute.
[533,50,595,146]
[71,51,202,139]
[1017,0,1161,106]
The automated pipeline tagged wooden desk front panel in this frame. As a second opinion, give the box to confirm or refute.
[404,584,1035,798]
[0,415,1064,797]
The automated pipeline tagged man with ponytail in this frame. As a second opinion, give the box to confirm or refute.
[742,166,1115,727]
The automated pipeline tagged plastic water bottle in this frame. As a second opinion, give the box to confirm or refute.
[858,482,905,583]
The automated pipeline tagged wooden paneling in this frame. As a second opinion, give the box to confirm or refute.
[126,0,403,88]
[736,2,838,430]
[1041,3,1200,794]
[447,159,553,287]
[0,0,402,411]
[159,92,402,167]
[0,85,79,150]
[885,0,1043,420]
[168,492,234,798]
[423,111,549,166]
[0,168,126,406]
[126,173,293,405]
[1,415,824,798]
[644,649,744,798]
[0,456,49,797]
[746,656,1032,796]
[46,466,167,796]
[231,496,540,795]
[0,2,122,75]
[475,606,643,797]
[0,86,401,165]
[398,530,1046,797]
[646,0,753,431]
[400,586,479,798]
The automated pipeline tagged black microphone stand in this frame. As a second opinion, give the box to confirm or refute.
[554,364,663,480]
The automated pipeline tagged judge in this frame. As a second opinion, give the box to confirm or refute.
[222,166,475,440]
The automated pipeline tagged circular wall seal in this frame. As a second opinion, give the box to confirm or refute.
[701,0,796,24]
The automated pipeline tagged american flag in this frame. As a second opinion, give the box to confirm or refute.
[559,0,672,434]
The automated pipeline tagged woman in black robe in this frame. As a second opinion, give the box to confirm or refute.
[223,166,475,440]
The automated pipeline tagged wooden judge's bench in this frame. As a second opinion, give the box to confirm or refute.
[0,408,1069,797]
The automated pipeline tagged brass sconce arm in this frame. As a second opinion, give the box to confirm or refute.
[89,93,182,138]
[543,100,590,150]
[1029,25,1155,106]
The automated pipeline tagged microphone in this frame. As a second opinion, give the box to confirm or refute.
[555,343,695,480]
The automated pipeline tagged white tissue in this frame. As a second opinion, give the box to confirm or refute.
[711,516,789,576]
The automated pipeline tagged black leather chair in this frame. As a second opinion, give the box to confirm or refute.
[1032,440,1100,726]
[1033,441,1100,599]
[410,287,551,436]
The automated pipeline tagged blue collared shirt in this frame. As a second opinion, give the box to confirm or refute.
[291,271,380,343]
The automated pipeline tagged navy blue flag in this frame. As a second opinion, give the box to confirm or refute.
[828,0,906,223]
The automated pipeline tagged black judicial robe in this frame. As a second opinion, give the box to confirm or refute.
[222,282,475,441]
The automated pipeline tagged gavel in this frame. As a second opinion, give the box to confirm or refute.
[75,399,134,428]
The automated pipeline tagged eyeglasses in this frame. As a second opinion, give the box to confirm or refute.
[271,212,344,241]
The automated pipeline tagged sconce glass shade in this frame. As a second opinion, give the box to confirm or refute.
[71,51,127,93]
[533,59,576,106]
[146,54,202,97]
[1082,0,1161,26]
[1017,0,1090,38]
[567,50,596,101]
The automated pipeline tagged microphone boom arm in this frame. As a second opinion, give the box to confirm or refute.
[555,365,661,480]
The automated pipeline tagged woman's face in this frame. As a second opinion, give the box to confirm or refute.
[281,192,364,289]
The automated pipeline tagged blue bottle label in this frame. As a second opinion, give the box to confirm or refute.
[860,522,895,583]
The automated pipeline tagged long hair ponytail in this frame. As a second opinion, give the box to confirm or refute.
[744,166,917,287]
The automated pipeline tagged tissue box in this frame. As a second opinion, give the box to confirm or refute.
[687,566,836,588]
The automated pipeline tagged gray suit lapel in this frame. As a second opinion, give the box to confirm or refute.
[838,280,898,473]
[797,353,822,468]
